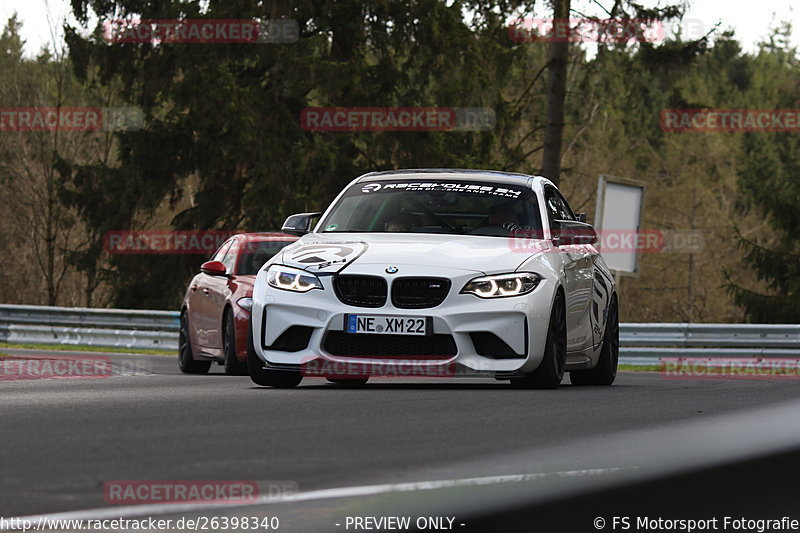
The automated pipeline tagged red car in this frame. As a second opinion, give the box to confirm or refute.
[179,232,298,374]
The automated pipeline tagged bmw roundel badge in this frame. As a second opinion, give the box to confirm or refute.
[385,266,399,274]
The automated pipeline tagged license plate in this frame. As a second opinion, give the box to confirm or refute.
[345,314,429,336]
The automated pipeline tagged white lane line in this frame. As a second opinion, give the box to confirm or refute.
[6,468,624,525]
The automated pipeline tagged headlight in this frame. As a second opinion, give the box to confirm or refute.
[461,273,541,298]
[237,297,253,311]
[266,265,323,292]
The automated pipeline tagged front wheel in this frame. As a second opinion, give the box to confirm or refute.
[178,311,211,374]
[570,295,618,386]
[510,291,566,389]
[246,321,302,388]
[223,309,248,376]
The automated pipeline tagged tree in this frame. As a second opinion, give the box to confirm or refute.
[541,0,570,184]
[0,0,778,326]
[61,0,534,308]
[723,24,800,322]
[540,0,687,185]
[0,16,89,305]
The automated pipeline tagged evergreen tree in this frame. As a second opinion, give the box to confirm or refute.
[61,0,533,307]
[725,27,800,322]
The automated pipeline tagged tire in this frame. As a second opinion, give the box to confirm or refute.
[246,321,303,388]
[223,309,248,376]
[510,290,566,389]
[326,377,369,386]
[570,296,619,386]
[178,311,211,374]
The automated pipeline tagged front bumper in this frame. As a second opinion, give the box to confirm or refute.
[251,264,557,377]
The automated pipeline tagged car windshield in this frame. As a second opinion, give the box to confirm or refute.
[318,179,542,237]
[237,240,293,275]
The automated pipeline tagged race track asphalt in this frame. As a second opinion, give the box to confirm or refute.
[3,348,800,531]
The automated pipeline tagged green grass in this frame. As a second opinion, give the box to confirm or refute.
[0,342,173,356]
[618,364,662,372]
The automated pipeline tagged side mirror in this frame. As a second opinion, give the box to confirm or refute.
[200,260,228,276]
[576,213,587,223]
[281,212,322,236]
[553,220,598,246]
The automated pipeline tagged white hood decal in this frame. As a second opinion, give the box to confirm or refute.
[283,241,368,272]
[279,233,544,275]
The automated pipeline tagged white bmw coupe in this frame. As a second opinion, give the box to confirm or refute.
[247,169,618,389]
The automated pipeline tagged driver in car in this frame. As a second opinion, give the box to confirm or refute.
[487,204,524,233]
[250,249,272,273]
[384,213,418,232]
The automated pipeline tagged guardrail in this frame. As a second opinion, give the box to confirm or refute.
[620,323,800,366]
[1,304,798,364]
[0,304,180,351]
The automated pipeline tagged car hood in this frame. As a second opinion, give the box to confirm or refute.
[275,233,544,275]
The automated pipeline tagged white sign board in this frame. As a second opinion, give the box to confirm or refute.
[594,175,645,276]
